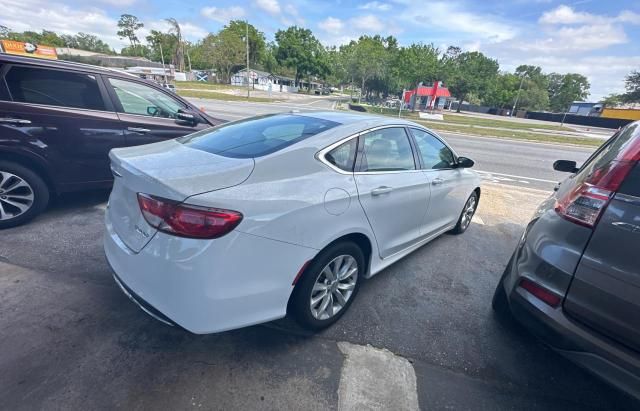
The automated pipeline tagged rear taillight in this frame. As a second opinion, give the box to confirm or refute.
[519,278,562,308]
[137,193,242,239]
[555,160,635,228]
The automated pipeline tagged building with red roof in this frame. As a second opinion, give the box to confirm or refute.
[403,81,453,111]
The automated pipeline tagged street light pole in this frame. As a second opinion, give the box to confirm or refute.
[511,73,527,117]
[158,42,167,84]
[246,20,250,99]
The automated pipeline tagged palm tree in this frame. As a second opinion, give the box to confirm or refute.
[165,18,185,72]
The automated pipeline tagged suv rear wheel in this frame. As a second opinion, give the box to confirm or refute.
[0,161,49,229]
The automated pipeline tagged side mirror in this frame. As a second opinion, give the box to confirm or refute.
[147,106,159,116]
[176,109,198,125]
[456,157,475,168]
[553,160,578,173]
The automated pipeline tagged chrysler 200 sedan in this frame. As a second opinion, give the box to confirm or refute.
[104,112,481,333]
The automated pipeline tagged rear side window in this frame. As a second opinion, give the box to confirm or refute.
[180,114,340,158]
[575,123,639,186]
[326,138,358,171]
[5,66,105,110]
[359,127,416,172]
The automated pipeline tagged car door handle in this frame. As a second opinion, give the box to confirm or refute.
[432,178,445,186]
[127,127,151,134]
[0,118,31,125]
[371,186,393,196]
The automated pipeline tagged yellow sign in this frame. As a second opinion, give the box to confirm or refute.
[0,40,58,60]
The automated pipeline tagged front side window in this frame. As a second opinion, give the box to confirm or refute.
[109,78,183,118]
[180,114,340,158]
[359,128,415,172]
[5,66,105,110]
[411,128,455,169]
[326,138,358,171]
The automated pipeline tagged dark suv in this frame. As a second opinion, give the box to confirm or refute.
[0,54,222,228]
[493,121,640,399]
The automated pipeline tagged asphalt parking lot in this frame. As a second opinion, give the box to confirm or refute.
[1,180,638,410]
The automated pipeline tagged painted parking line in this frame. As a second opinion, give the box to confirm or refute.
[476,170,558,184]
[338,342,419,411]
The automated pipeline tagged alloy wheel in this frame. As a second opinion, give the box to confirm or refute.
[460,195,477,230]
[0,171,35,221]
[310,255,358,320]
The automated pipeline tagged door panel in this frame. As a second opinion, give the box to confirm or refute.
[354,127,430,258]
[1,65,124,186]
[106,77,209,145]
[409,128,466,235]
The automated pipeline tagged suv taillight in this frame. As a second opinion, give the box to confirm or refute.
[555,159,635,228]
[137,193,242,239]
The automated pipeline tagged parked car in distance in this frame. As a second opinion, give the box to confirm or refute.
[0,54,223,228]
[315,86,331,95]
[105,112,481,334]
[493,121,640,400]
[161,83,176,93]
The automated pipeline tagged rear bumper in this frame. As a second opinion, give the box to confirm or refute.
[104,213,317,334]
[503,253,640,400]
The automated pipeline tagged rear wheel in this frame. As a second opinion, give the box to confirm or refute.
[0,161,49,229]
[451,191,478,234]
[289,242,364,330]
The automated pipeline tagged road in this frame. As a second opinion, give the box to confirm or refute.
[2,97,636,410]
[190,97,596,190]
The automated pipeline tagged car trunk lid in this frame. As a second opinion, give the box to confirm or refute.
[107,139,254,253]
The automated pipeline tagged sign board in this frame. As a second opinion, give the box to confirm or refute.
[250,71,258,80]
[0,40,58,59]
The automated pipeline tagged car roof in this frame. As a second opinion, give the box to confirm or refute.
[296,111,417,127]
[0,54,138,78]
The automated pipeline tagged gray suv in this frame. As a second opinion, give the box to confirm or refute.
[493,121,640,399]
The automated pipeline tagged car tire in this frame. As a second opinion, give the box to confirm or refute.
[450,191,479,234]
[289,242,365,330]
[0,161,49,229]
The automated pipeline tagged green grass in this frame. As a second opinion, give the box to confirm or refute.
[414,120,602,147]
[346,103,601,147]
[177,89,276,103]
[176,81,242,91]
[441,114,572,132]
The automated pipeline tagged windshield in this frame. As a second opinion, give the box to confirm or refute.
[179,114,340,158]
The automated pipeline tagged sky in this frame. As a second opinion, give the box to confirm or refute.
[1,0,639,100]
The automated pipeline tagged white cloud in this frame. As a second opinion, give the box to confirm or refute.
[516,23,628,53]
[318,17,345,33]
[396,1,517,43]
[539,5,640,25]
[0,0,126,49]
[255,0,281,16]
[96,0,137,5]
[141,20,209,42]
[352,14,385,32]
[359,1,392,11]
[283,3,304,25]
[200,6,246,23]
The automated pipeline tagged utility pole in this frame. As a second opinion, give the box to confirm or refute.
[159,42,167,84]
[511,73,527,117]
[246,20,250,99]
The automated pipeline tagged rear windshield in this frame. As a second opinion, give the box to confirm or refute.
[179,114,340,158]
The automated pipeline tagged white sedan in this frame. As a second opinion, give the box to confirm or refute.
[104,112,481,333]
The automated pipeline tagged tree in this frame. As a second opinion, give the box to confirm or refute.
[209,31,245,83]
[275,26,326,88]
[620,70,640,103]
[0,25,10,38]
[396,43,440,89]
[447,51,499,112]
[121,45,150,58]
[601,93,623,107]
[547,73,590,112]
[117,14,144,47]
[482,72,520,109]
[223,21,266,67]
[347,35,389,102]
[146,30,178,65]
[512,65,549,111]
[166,18,185,72]
[73,33,112,54]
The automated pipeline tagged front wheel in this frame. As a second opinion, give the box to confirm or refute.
[289,242,364,330]
[450,191,479,234]
[0,161,49,229]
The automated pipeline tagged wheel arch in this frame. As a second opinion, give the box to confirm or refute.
[0,149,56,195]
